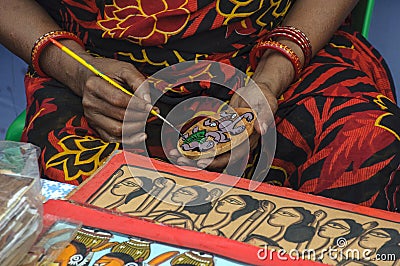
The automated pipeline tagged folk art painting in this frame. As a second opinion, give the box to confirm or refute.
[37,214,243,266]
[177,108,255,159]
[61,151,399,266]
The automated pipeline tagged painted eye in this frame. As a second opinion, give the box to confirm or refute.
[326,222,348,230]
[122,181,139,187]
[278,211,298,218]
[125,263,139,266]
[369,231,390,238]
[210,122,216,127]
[177,189,194,195]
[192,251,213,258]
[129,238,150,244]
[225,198,244,205]
[68,254,84,265]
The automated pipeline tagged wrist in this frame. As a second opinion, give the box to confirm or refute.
[39,39,90,96]
[252,49,295,98]
[250,26,312,97]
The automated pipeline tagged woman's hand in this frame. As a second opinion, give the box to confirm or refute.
[197,82,278,172]
[77,56,153,144]
[0,0,153,145]
[169,81,278,173]
[230,81,278,135]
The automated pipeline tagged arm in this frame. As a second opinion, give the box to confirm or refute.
[197,0,358,170]
[0,0,87,93]
[0,0,152,143]
[252,0,359,103]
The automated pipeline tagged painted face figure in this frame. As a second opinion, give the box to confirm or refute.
[215,195,246,213]
[111,177,143,196]
[318,219,351,239]
[54,243,77,266]
[171,187,200,204]
[268,207,302,227]
[358,229,392,249]
[54,242,86,266]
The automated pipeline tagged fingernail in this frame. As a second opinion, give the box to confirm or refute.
[262,123,267,134]
[144,94,151,103]
[177,158,187,165]
[198,163,208,168]
[145,103,153,112]
[198,159,212,168]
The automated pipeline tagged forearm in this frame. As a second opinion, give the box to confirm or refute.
[0,0,60,62]
[0,0,89,96]
[253,0,358,97]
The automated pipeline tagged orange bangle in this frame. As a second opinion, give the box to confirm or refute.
[31,30,84,77]
[250,40,302,81]
[266,26,312,67]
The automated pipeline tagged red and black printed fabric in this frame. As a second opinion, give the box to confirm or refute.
[23,0,400,211]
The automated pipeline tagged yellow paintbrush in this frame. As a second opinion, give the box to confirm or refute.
[49,38,183,137]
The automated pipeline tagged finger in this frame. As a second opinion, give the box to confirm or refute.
[83,96,126,121]
[83,87,148,122]
[176,156,198,167]
[229,93,241,108]
[123,132,147,147]
[197,152,232,171]
[118,65,151,103]
[86,76,153,113]
[257,92,277,134]
[230,88,264,134]
[254,103,275,135]
[198,133,257,171]
[86,76,131,108]
[126,95,153,113]
[95,127,122,143]
[196,158,215,169]
[169,150,203,168]
[123,120,147,135]
[90,114,148,142]
[124,107,152,121]
[87,112,124,139]
[168,149,181,161]
[253,116,264,135]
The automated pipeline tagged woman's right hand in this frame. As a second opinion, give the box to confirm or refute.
[67,53,153,145]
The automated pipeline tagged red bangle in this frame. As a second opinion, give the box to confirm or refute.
[250,40,302,81]
[31,30,85,77]
[266,26,312,67]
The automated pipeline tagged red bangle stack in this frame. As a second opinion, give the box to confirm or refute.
[31,30,84,77]
[266,26,312,67]
[250,40,303,81]
[249,26,312,82]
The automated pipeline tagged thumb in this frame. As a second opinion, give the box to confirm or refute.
[253,99,276,135]
[254,107,267,135]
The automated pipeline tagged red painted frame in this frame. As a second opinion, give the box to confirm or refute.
[63,151,400,265]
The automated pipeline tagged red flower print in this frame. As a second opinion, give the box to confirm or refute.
[98,0,190,45]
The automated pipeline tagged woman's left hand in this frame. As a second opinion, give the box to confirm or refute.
[169,82,278,172]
